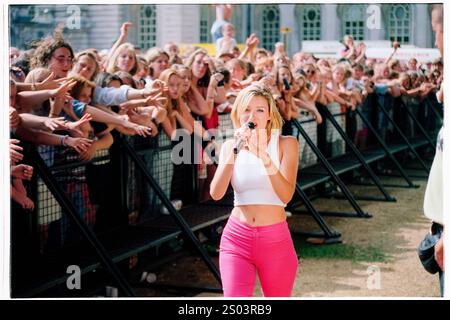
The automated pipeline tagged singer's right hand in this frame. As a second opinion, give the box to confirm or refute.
[234,125,252,149]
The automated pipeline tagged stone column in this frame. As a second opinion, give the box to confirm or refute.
[414,4,431,47]
[321,4,340,40]
[279,4,299,55]
[156,4,199,47]
[366,4,385,41]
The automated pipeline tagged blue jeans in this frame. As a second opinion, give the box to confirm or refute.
[211,19,226,43]
[439,271,444,297]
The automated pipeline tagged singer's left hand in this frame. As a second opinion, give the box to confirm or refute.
[247,130,278,175]
[246,130,270,162]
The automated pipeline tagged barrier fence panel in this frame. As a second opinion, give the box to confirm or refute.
[292,118,371,217]
[295,112,318,168]
[376,93,430,174]
[120,137,222,285]
[12,127,229,297]
[17,143,136,297]
[353,107,419,189]
[326,102,346,158]
[319,105,396,203]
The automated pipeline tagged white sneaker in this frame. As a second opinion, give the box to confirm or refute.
[160,199,183,215]
[140,271,157,284]
[285,211,292,218]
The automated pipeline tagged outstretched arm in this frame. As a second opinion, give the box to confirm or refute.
[104,21,132,68]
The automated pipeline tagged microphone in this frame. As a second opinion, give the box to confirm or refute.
[283,77,290,90]
[233,121,256,154]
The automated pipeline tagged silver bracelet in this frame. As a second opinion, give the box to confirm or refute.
[61,135,69,146]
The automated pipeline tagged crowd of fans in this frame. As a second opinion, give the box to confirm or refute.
[9,20,443,256]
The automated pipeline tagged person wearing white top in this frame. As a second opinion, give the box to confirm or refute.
[421,4,444,296]
[210,84,299,297]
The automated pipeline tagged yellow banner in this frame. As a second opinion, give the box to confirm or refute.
[179,43,245,57]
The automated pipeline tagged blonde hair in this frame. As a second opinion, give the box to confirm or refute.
[185,48,210,87]
[146,47,169,63]
[231,84,283,135]
[74,50,100,80]
[107,43,138,75]
[293,73,307,92]
[185,48,208,68]
[145,47,169,77]
[158,68,181,116]
[171,64,191,74]
[332,63,350,83]
[255,56,273,73]
[344,34,354,43]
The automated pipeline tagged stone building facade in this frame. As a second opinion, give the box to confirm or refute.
[10,4,434,55]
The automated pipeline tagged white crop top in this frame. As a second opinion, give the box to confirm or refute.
[230,132,286,207]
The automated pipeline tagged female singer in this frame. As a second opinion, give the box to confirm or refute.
[210,83,299,297]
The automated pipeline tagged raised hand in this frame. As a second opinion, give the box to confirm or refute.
[78,144,97,162]
[209,72,224,87]
[10,107,21,128]
[11,164,33,180]
[64,113,92,137]
[12,191,35,211]
[151,80,166,92]
[145,92,167,107]
[120,21,133,36]
[203,56,216,74]
[133,124,152,137]
[122,120,152,137]
[49,79,77,99]
[10,139,23,164]
[44,117,67,132]
[259,75,275,87]
[246,33,259,49]
[38,72,68,90]
[248,73,261,82]
[65,137,93,154]
[233,123,255,153]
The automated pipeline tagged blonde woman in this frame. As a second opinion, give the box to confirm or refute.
[145,47,169,86]
[210,84,299,297]
[106,43,138,76]
[272,64,297,135]
[158,69,193,139]
[292,73,323,124]
[71,50,99,81]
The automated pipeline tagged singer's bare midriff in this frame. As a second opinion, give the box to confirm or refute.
[231,205,286,227]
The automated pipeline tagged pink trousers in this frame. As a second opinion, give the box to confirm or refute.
[219,215,298,297]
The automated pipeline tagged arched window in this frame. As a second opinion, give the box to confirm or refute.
[341,4,366,40]
[388,4,411,44]
[261,5,280,51]
[296,4,321,41]
[139,5,157,50]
